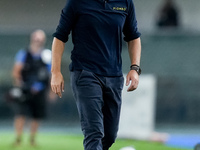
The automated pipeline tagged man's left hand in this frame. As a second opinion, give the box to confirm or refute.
[126,70,139,92]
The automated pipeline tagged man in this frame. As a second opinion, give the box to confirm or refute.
[51,0,141,149]
[12,29,51,146]
[157,0,179,27]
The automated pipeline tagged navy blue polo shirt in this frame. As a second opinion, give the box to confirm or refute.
[53,0,141,76]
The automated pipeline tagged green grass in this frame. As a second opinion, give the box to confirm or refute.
[0,133,192,150]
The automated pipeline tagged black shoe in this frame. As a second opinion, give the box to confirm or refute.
[30,136,37,147]
[13,136,21,146]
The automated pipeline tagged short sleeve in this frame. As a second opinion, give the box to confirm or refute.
[15,50,27,64]
[123,0,141,42]
[53,0,77,43]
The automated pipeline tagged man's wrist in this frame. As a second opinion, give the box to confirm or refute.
[51,69,61,74]
[130,64,141,75]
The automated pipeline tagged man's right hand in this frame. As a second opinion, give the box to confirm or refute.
[51,72,64,98]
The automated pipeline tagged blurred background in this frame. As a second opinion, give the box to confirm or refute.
[0,0,200,149]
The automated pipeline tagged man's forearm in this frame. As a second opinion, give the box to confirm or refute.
[128,38,141,66]
[51,37,65,98]
[51,37,65,73]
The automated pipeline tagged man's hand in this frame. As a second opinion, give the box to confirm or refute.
[51,72,64,98]
[126,70,139,92]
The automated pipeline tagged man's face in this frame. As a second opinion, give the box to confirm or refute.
[30,30,46,48]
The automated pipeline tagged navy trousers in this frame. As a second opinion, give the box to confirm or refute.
[70,70,124,150]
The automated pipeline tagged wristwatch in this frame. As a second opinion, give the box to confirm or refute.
[130,64,141,75]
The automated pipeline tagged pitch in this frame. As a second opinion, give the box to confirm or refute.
[0,133,192,150]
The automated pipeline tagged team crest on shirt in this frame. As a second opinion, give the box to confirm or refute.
[113,7,127,11]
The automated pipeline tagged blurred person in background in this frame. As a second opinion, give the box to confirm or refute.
[156,0,179,27]
[51,0,141,150]
[11,29,52,146]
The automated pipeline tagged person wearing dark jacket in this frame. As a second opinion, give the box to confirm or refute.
[157,0,179,27]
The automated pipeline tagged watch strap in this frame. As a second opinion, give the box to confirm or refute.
[130,64,141,75]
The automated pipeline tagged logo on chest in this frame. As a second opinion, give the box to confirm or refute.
[113,7,127,11]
